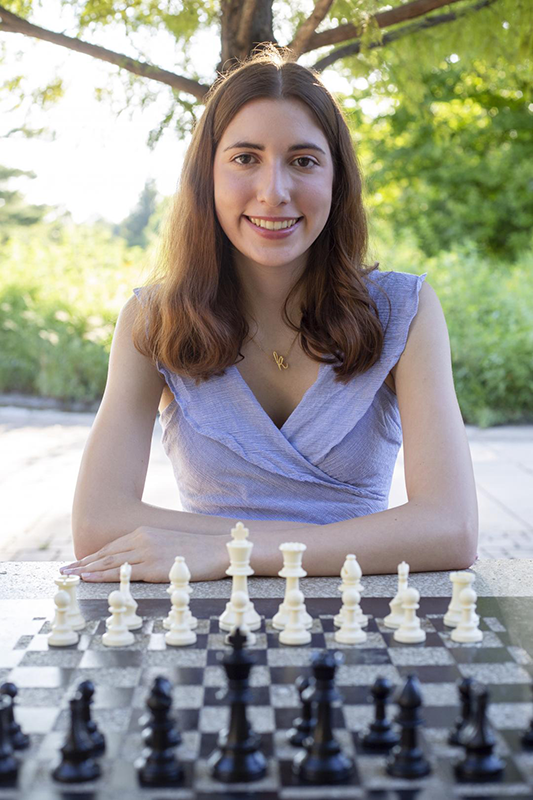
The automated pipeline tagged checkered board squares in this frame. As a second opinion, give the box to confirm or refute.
[2,595,533,799]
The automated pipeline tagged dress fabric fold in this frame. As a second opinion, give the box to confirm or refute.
[132,269,427,525]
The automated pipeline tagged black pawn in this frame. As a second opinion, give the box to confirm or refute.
[0,683,29,750]
[0,695,19,784]
[136,677,183,786]
[521,680,533,748]
[449,678,475,746]
[386,674,431,779]
[52,695,101,782]
[455,685,505,781]
[361,677,400,750]
[287,675,316,747]
[208,627,267,782]
[293,650,354,784]
[77,681,105,756]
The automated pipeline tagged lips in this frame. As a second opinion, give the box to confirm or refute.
[244,216,303,227]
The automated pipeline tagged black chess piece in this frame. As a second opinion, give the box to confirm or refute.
[361,676,400,750]
[139,676,181,750]
[449,677,475,746]
[77,681,106,756]
[287,674,317,747]
[0,695,19,784]
[52,695,101,782]
[136,676,183,786]
[521,680,533,748]
[208,627,267,782]
[293,650,354,784]
[0,683,29,750]
[454,684,505,781]
[386,673,431,779]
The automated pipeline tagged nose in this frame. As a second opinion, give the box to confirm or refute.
[255,161,292,208]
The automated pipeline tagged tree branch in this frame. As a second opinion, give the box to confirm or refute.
[297,0,468,54]
[0,5,211,101]
[236,0,259,50]
[286,0,336,60]
[310,0,501,72]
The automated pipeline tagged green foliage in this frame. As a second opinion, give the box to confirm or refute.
[0,219,151,406]
[113,178,159,247]
[369,218,533,427]
[1,211,532,426]
[348,57,533,260]
[0,164,53,236]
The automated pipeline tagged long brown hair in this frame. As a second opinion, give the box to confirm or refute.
[132,43,389,385]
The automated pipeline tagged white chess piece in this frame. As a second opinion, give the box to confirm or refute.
[102,591,135,647]
[451,587,483,643]
[444,571,479,628]
[333,554,367,629]
[48,590,79,647]
[164,556,197,631]
[54,574,85,631]
[219,522,261,632]
[334,588,367,645]
[272,543,312,630]
[393,587,426,644]
[279,589,312,646]
[383,561,409,629]
[120,562,143,629]
[165,590,197,646]
[225,591,256,646]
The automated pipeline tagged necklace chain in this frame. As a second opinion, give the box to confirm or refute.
[249,329,300,371]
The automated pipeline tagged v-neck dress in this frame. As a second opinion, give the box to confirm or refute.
[133,269,427,525]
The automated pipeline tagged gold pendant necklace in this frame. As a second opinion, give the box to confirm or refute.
[249,330,300,370]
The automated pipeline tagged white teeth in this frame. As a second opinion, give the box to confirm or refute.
[248,217,299,230]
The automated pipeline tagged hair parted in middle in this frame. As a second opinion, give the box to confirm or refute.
[131,42,390,386]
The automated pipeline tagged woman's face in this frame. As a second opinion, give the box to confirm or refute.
[213,97,334,273]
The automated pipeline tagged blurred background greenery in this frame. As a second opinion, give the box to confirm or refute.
[1,1,532,428]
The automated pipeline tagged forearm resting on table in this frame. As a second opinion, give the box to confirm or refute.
[250,500,478,577]
[72,499,314,558]
[74,497,477,576]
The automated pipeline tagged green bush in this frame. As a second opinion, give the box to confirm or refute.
[369,219,533,426]
[1,217,532,426]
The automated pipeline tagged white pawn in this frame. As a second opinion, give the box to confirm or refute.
[383,561,409,629]
[393,587,426,644]
[48,590,79,647]
[55,574,85,631]
[451,588,483,643]
[165,590,197,646]
[164,556,197,631]
[224,591,256,646]
[333,554,367,628]
[279,589,312,646]
[102,591,135,647]
[334,588,367,645]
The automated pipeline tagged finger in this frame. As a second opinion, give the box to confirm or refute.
[81,562,145,583]
[63,537,138,570]
[64,552,137,576]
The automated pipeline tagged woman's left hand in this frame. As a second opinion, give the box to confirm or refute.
[60,526,228,583]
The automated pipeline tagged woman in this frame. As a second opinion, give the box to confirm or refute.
[66,45,478,582]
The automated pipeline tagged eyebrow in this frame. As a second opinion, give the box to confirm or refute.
[223,140,326,155]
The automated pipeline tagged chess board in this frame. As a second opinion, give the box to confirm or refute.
[3,595,533,799]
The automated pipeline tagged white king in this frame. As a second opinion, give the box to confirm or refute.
[219,522,261,632]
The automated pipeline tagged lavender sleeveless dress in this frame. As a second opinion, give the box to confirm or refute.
[133,270,427,524]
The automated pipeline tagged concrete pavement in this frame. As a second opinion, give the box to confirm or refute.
[1,404,532,562]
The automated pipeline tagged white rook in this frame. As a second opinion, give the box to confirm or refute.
[272,543,312,631]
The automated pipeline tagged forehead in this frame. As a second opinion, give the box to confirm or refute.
[219,97,328,147]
